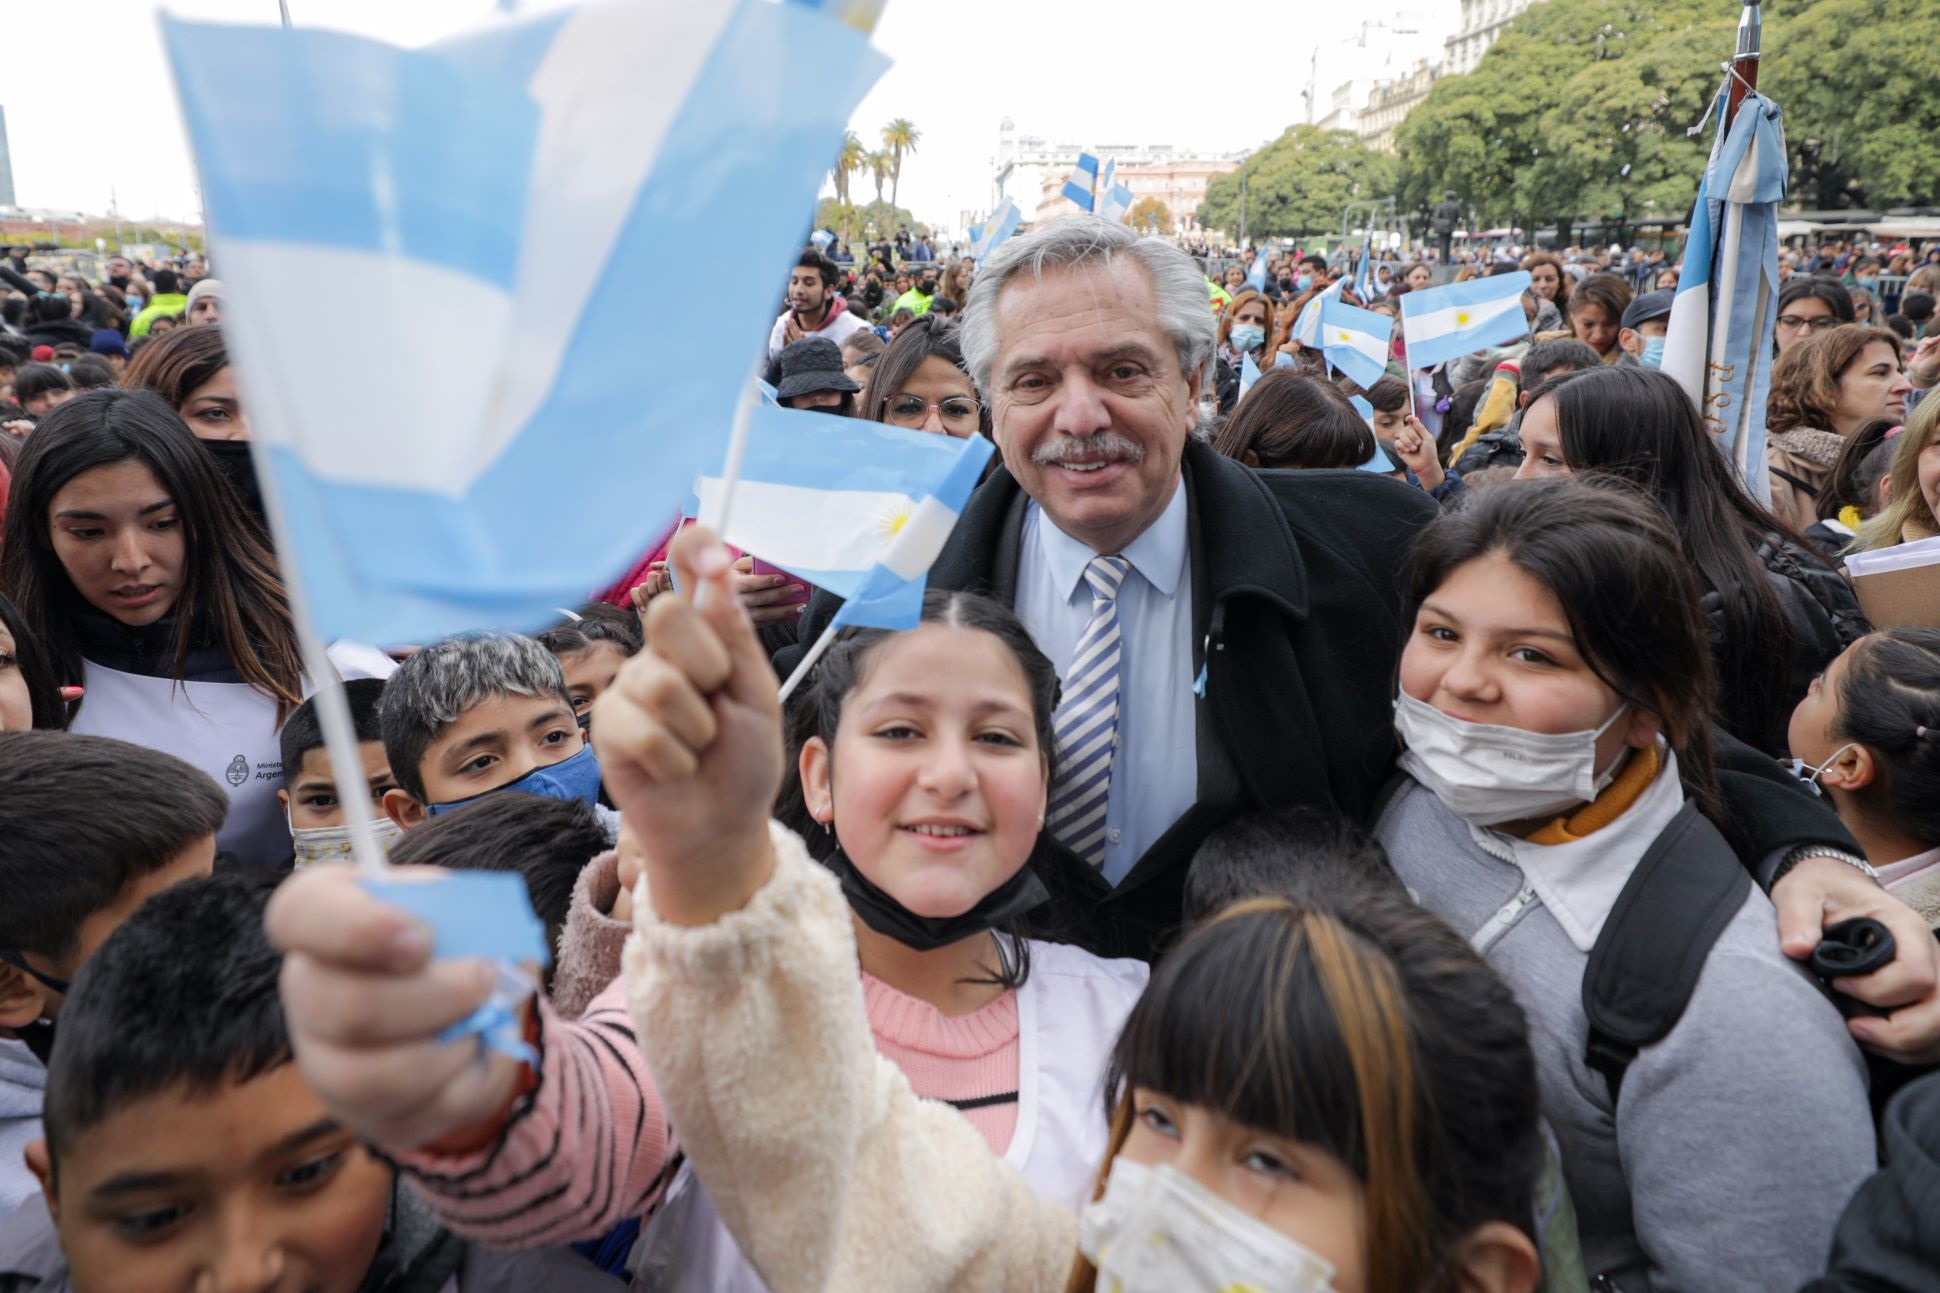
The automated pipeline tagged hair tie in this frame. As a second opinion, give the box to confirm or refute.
[1885,425,1906,440]
[1435,396,1453,414]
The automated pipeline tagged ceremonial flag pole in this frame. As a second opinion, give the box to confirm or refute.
[1660,0,1785,504]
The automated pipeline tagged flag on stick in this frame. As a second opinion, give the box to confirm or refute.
[1399,272,1532,371]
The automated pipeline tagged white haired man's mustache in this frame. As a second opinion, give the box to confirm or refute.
[1030,432,1146,467]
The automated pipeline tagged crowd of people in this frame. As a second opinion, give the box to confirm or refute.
[2,207,1940,1293]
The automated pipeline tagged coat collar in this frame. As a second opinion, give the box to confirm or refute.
[935,437,1308,622]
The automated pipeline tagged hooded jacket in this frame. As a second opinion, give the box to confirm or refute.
[0,1040,46,1224]
[766,295,871,358]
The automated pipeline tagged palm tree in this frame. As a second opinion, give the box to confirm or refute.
[833,130,864,206]
[867,149,891,206]
[880,118,920,212]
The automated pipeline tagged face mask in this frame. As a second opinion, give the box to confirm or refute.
[125,296,142,311]
[1394,690,1630,827]
[199,437,265,524]
[1857,278,1879,292]
[1295,273,1313,293]
[1228,324,1265,353]
[1279,276,1295,291]
[1079,1157,1336,1293]
[427,741,602,818]
[288,811,405,868]
[1785,743,1858,797]
[824,845,1048,951]
[1640,336,1666,369]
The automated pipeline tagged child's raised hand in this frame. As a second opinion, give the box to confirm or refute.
[1394,414,1445,490]
[592,524,783,926]
[266,868,525,1150]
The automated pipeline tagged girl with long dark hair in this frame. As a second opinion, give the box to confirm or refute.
[0,388,376,865]
[1514,364,1866,754]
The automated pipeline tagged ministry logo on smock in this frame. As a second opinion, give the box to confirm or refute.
[225,754,250,787]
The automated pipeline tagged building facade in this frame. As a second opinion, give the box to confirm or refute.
[1443,0,1535,77]
[994,120,1240,232]
[1357,59,1437,153]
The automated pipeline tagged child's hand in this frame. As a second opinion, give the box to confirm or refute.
[1394,414,1445,490]
[731,555,809,626]
[593,525,783,926]
[265,868,525,1150]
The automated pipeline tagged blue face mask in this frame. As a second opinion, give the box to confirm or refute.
[1295,274,1313,293]
[1640,336,1667,369]
[1228,324,1265,353]
[426,741,602,817]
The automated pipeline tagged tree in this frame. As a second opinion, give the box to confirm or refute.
[832,130,865,206]
[881,118,921,212]
[816,197,925,246]
[1393,0,1940,232]
[1127,196,1174,236]
[866,150,891,205]
[1196,125,1396,239]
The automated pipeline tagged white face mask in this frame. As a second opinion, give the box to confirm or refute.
[1079,1157,1337,1293]
[1394,690,1629,827]
[287,811,404,868]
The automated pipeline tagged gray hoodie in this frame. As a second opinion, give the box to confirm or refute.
[1377,760,1876,1292]
[0,1039,45,1225]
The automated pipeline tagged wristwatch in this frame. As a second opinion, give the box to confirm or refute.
[1771,845,1880,887]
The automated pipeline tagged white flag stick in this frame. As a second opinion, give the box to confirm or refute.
[777,619,839,703]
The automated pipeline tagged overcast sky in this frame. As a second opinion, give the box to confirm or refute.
[6,0,1458,228]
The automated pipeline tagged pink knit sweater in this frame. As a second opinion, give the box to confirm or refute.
[394,934,1023,1245]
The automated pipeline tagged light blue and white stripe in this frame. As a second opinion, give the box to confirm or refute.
[694,404,975,599]
[832,432,994,630]
[1319,295,1393,389]
[165,0,886,646]
[1399,272,1532,371]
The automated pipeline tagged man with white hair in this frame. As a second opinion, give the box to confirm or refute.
[782,215,1940,1011]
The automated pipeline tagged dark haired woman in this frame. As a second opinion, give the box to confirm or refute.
[1566,273,1633,364]
[1379,477,1874,1290]
[1211,369,1374,470]
[119,323,264,530]
[0,389,383,866]
[858,313,987,440]
[1514,364,1866,754]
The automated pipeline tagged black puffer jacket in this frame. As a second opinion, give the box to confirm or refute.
[1704,532,1869,754]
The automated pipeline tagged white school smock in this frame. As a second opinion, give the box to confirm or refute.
[67,643,394,869]
[632,939,1148,1292]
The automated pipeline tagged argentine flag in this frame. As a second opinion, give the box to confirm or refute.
[1353,232,1374,301]
[1399,272,1532,371]
[1661,88,1787,505]
[1062,152,1101,212]
[1245,247,1268,292]
[1239,351,1262,400]
[1098,183,1135,225]
[1320,295,1393,389]
[971,198,1021,260]
[694,404,980,600]
[164,0,886,646]
[1293,278,1344,348]
[833,433,994,630]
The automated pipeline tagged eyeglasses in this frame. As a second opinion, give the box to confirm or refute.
[886,394,982,429]
[1776,314,1834,333]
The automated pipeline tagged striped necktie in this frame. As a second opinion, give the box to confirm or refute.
[1047,555,1131,867]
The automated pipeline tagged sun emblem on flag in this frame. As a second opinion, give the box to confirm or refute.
[876,500,913,543]
[1336,330,1352,343]
[1455,310,1472,326]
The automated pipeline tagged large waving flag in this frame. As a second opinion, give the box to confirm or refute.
[1320,295,1394,389]
[1293,277,1345,348]
[970,197,1021,260]
[1353,232,1375,301]
[1661,88,1787,505]
[1061,152,1101,212]
[1399,272,1532,371]
[165,0,886,646]
[693,405,977,600]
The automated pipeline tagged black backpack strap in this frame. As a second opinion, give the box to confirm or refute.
[1580,802,1751,1105]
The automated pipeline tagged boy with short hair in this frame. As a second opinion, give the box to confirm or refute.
[0,731,227,1221]
[378,632,600,829]
[276,678,400,865]
[7,365,72,420]
[2,872,613,1291]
